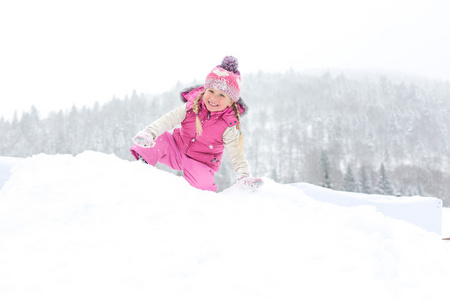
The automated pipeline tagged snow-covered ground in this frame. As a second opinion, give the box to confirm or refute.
[444,207,450,238]
[0,156,23,190]
[292,182,443,235]
[1,152,450,300]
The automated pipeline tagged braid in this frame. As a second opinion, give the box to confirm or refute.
[231,102,244,150]
[193,92,205,135]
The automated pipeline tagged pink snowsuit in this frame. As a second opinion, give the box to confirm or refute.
[130,86,246,192]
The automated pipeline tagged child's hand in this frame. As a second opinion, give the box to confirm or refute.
[132,130,156,148]
[237,175,264,188]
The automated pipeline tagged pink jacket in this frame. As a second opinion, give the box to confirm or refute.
[173,86,245,171]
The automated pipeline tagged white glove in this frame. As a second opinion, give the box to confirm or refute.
[132,130,156,148]
[237,175,264,188]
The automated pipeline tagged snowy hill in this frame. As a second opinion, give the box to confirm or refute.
[1,151,450,300]
[0,156,23,190]
[292,182,443,235]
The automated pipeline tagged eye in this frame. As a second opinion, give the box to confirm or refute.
[219,93,226,98]
[208,89,214,94]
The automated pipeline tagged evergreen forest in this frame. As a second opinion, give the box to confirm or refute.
[1,70,449,206]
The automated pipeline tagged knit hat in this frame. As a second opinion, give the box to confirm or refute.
[204,56,242,102]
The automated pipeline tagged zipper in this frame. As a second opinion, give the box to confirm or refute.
[186,138,195,155]
[186,110,210,155]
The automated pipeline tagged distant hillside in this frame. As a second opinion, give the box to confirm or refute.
[1,70,449,205]
[240,70,450,205]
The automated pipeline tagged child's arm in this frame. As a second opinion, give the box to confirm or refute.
[132,104,187,147]
[142,104,187,139]
[223,126,251,176]
[224,127,264,188]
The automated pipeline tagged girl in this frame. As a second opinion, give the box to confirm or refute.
[130,56,263,192]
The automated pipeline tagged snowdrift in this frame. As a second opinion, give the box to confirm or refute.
[1,151,450,300]
[0,156,23,190]
[293,182,442,235]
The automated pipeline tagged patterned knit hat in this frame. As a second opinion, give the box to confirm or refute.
[204,56,242,102]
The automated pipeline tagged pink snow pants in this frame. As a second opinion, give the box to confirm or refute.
[130,132,217,192]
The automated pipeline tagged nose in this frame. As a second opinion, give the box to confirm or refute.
[210,94,219,102]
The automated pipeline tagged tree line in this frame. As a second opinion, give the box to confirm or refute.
[1,71,449,205]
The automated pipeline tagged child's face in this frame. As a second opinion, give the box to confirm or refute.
[203,88,233,112]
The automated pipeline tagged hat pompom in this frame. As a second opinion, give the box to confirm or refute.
[219,56,240,75]
[206,56,242,102]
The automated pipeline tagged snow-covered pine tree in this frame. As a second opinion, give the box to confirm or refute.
[343,165,358,192]
[319,150,332,189]
[376,163,394,195]
[359,166,373,194]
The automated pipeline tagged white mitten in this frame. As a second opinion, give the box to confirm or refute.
[132,130,156,148]
[237,175,264,188]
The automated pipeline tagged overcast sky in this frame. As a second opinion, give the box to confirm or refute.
[1,0,449,120]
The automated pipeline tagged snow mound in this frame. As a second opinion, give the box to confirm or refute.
[1,151,450,300]
[293,182,442,235]
[0,156,23,189]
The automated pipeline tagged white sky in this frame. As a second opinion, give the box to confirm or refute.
[1,0,449,120]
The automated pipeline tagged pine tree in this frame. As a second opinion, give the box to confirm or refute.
[343,165,357,192]
[359,166,373,194]
[417,183,424,196]
[376,164,394,195]
[319,150,332,188]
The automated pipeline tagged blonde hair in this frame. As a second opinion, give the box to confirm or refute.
[193,92,244,150]
[193,92,205,136]
[231,101,244,151]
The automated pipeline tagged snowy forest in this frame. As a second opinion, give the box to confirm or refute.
[1,70,449,206]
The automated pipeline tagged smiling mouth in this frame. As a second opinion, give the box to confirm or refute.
[208,101,219,107]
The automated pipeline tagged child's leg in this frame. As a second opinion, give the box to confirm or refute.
[181,157,217,192]
[130,132,217,191]
[130,132,183,171]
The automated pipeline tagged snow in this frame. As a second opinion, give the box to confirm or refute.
[0,156,23,190]
[443,207,450,238]
[292,182,443,235]
[1,151,450,300]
